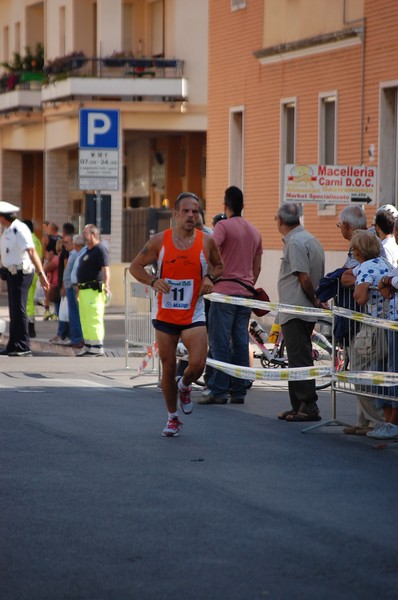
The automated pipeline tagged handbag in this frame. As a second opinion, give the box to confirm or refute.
[49,285,61,304]
[58,295,69,322]
[251,287,270,317]
[217,278,270,317]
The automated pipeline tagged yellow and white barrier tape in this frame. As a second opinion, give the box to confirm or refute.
[204,293,398,386]
[204,293,332,318]
[206,358,331,382]
[205,293,398,331]
[333,306,398,331]
[207,358,398,387]
[334,371,398,386]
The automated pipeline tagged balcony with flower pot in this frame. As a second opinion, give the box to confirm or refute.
[41,51,186,105]
[0,43,45,114]
[0,47,187,118]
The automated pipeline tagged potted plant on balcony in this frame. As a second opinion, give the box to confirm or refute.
[103,50,133,67]
[44,51,87,82]
[0,43,45,90]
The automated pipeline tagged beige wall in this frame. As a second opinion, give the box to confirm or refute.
[2,123,44,151]
[0,0,208,304]
[264,0,364,47]
[174,0,208,105]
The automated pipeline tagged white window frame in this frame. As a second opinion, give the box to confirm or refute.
[318,91,338,215]
[59,7,66,56]
[229,106,245,190]
[151,0,164,57]
[231,0,246,11]
[379,81,398,207]
[15,22,21,55]
[280,98,297,203]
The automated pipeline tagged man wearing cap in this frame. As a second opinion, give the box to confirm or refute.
[0,201,49,356]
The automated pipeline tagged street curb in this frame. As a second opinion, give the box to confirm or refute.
[0,335,130,357]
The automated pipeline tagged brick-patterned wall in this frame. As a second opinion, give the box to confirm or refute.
[45,149,123,263]
[207,0,396,256]
[363,0,398,176]
[107,186,123,264]
[45,150,69,227]
[1,151,22,208]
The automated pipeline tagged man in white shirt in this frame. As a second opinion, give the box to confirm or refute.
[374,209,398,268]
[0,202,49,356]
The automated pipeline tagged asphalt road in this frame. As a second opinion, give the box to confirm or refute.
[0,356,397,600]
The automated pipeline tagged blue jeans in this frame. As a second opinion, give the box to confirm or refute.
[208,301,251,399]
[66,286,83,344]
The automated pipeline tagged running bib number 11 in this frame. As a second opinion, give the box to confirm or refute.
[162,279,194,310]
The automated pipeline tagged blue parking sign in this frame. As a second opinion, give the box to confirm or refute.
[79,109,119,149]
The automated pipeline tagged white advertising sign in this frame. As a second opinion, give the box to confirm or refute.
[283,164,377,204]
[79,177,119,191]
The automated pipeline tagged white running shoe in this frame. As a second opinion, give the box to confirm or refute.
[176,376,193,415]
[162,416,183,437]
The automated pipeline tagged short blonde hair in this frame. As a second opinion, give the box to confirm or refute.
[350,230,380,261]
[55,238,63,254]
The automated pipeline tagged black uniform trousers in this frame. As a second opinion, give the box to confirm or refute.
[5,270,34,353]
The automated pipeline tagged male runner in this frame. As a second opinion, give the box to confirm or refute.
[129,193,223,436]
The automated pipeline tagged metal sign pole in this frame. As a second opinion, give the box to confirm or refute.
[95,190,102,232]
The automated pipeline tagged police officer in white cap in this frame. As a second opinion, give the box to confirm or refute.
[0,202,49,356]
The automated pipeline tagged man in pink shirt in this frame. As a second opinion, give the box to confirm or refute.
[199,186,263,404]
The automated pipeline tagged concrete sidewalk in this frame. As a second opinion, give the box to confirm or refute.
[0,290,358,430]
[0,290,127,357]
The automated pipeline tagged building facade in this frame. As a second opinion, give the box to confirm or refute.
[207,0,398,300]
[0,0,208,302]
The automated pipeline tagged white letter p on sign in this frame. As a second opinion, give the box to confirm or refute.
[87,113,112,145]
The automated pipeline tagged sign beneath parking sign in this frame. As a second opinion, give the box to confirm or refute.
[79,109,119,191]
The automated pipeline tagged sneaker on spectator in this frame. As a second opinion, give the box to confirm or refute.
[366,423,386,438]
[176,376,193,415]
[197,390,228,404]
[162,416,183,437]
[367,423,398,439]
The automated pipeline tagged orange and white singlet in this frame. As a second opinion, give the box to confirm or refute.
[153,229,208,325]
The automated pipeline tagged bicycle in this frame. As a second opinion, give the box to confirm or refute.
[249,317,342,390]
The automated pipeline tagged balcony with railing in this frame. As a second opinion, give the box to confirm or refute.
[0,53,187,114]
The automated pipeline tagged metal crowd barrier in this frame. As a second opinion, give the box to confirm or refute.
[201,290,398,434]
[302,284,398,433]
[124,268,160,384]
[332,283,398,399]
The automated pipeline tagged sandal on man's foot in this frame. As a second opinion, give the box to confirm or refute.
[277,409,298,420]
[285,411,321,422]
